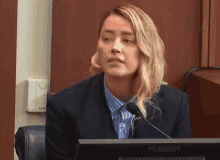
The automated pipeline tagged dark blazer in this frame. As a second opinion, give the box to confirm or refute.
[46,72,192,160]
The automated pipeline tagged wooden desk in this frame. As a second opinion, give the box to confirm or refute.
[185,70,220,138]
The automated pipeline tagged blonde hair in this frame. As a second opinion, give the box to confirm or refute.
[87,3,167,119]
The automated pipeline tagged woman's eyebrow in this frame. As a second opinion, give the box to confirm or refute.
[103,29,134,36]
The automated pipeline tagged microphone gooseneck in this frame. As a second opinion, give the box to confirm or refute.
[126,102,172,139]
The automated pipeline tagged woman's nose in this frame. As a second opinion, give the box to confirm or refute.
[112,39,122,52]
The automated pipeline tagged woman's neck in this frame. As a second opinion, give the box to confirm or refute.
[105,74,133,101]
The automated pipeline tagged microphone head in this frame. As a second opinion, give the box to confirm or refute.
[126,102,139,114]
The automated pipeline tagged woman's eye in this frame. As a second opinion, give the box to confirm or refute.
[124,39,132,43]
[103,38,110,42]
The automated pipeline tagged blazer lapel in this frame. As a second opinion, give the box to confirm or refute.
[128,101,168,139]
[98,72,118,139]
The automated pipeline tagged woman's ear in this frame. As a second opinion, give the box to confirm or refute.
[91,53,102,69]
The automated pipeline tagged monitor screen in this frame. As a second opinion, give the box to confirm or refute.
[75,138,220,160]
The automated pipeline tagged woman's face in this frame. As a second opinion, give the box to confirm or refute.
[98,14,141,79]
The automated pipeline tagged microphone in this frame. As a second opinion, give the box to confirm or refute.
[126,102,172,139]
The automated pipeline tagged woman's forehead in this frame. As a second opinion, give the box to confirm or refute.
[101,15,134,35]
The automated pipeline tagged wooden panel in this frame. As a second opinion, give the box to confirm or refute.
[193,69,220,85]
[185,70,220,138]
[201,0,210,67]
[209,0,217,67]
[209,0,220,67]
[215,0,220,68]
[0,0,17,159]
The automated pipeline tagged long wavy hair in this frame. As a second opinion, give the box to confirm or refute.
[87,3,167,119]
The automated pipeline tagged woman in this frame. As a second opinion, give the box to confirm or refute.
[46,3,192,159]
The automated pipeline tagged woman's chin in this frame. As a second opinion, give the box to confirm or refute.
[107,69,125,76]
[106,70,132,79]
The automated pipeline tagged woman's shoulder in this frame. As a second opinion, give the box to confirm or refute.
[160,84,187,95]
[48,72,104,102]
[158,84,188,102]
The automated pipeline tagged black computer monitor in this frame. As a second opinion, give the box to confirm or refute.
[75,138,220,160]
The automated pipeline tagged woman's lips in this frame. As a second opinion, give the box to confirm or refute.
[108,58,124,63]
